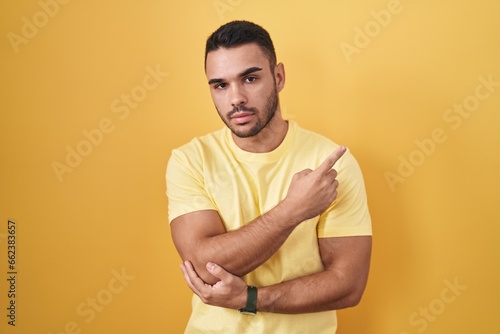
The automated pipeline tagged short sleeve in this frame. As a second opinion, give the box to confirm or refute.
[317,150,372,237]
[166,148,216,223]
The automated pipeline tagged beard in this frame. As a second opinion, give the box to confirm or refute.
[218,88,279,138]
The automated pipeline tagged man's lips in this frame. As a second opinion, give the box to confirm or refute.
[230,111,254,123]
[231,111,253,119]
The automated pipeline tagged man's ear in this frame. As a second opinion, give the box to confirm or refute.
[275,62,286,92]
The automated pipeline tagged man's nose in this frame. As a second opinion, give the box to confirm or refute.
[230,84,247,107]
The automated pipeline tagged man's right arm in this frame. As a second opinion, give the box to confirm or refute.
[171,203,295,285]
[170,146,346,285]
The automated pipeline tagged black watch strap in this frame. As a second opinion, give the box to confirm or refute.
[239,285,257,315]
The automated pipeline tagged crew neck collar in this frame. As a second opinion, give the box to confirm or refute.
[225,120,296,163]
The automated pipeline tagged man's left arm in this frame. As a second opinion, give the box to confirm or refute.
[180,234,372,313]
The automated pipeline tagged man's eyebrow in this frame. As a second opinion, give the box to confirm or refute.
[239,66,263,77]
[208,67,263,85]
[208,78,223,85]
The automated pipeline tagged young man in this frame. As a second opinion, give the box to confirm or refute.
[166,20,372,333]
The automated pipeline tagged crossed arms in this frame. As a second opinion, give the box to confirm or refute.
[170,146,372,313]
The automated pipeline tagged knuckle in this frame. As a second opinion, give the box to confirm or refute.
[201,290,212,301]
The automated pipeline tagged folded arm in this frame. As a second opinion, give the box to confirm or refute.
[257,235,372,313]
[171,204,297,285]
[180,235,372,313]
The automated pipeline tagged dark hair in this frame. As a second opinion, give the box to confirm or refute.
[205,20,277,70]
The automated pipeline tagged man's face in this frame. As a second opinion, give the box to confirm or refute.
[206,43,280,138]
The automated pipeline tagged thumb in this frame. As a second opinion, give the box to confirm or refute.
[206,262,231,280]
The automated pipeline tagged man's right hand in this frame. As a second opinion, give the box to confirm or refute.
[283,146,346,223]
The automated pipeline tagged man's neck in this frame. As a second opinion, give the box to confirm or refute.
[232,112,289,153]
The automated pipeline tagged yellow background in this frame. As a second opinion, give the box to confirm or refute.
[1,1,499,333]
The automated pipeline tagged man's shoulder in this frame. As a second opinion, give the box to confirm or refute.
[293,122,339,150]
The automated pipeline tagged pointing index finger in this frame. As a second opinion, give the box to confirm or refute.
[316,146,346,173]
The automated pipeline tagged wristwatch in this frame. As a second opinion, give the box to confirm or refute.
[239,285,257,315]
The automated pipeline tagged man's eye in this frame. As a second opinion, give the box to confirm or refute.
[245,76,257,83]
[215,83,227,89]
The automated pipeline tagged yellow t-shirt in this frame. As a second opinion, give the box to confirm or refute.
[166,120,372,333]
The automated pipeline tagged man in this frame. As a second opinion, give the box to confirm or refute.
[166,20,372,333]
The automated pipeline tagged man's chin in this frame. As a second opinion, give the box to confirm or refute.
[230,124,261,138]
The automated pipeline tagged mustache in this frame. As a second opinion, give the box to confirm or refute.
[227,105,257,118]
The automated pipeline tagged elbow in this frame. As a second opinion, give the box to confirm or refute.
[189,257,221,285]
[345,291,363,308]
[177,243,221,285]
[344,284,367,308]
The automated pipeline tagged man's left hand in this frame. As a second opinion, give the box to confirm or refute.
[180,260,248,309]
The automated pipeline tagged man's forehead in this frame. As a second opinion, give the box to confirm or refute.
[205,43,269,78]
